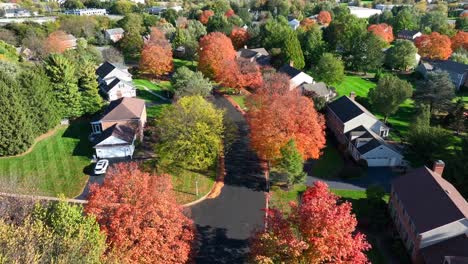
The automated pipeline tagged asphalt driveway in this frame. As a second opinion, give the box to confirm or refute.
[190,95,266,263]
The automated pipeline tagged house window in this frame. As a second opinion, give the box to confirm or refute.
[380,130,387,137]
[92,123,102,134]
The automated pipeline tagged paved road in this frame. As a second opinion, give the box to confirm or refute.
[190,95,266,264]
[306,167,397,191]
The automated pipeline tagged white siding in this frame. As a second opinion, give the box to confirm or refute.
[103,69,132,83]
[96,136,128,146]
[290,72,313,89]
[343,113,385,134]
[362,145,403,167]
[95,145,134,158]
[108,82,137,101]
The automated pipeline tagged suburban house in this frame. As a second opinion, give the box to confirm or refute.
[397,30,422,41]
[288,18,300,30]
[416,60,468,90]
[301,82,336,101]
[64,8,107,16]
[327,94,403,167]
[236,47,271,66]
[104,28,124,43]
[96,61,136,101]
[389,161,468,263]
[2,8,36,18]
[148,5,183,15]
[278,64,314,90]
[348,6,382,18]
[90,97,147,159]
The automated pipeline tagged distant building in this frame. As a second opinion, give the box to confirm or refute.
[375,4,395,11]
[2,8,36,18]
[236,47,271,66]
[148,5,183,15]
[278,63,314,90]
[64,8,107,16]
[348,6,382,18]
[104,28,124,43]
[287,18,300,30]
[416,60,468,91]
[301,82,336,102]
[397,30,422,41]
[389,161,468,263]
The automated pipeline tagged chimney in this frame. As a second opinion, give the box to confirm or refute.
[432,160,445,176]
[349,91,356,101]
[289,60,294,67]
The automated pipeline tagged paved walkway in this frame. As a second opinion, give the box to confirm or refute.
[190,95,266,264]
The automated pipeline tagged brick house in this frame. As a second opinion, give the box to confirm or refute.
[90,97,146,159]
[389,161,468,263]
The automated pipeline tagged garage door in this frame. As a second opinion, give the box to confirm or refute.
[366,158,390,167]
[96,147,128,158]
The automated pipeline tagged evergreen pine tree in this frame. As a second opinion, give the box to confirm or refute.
[278,139,306,185]
[78,61,103,115]
[283,30,305,69]
[44,54,82,118]
[0,73,35,156]
[19,68,61,135]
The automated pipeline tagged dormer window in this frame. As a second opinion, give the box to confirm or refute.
[91,122,102,134]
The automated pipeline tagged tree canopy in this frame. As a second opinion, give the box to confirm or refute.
[172,66,213,98]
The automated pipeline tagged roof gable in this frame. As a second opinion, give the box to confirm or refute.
[279,64,302,79]
[96,61,116,79]
[93,124,136,146]
[100,97,145,121]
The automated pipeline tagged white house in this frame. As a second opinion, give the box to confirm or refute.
[288,19,300,30]
[348,6,382,18]
[64,8,107,16]
[279,64,314,90]
[327,94,403,167]
[96,61,136,101]
[397,30,422,41]
[93,124,136,159]
[104,28,124,43]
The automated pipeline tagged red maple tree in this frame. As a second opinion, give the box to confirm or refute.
[44,30,72,54]
[225,9,235,17]
[368,23,394,43]
[451,31,468,51]
[139,27,173,76]
[198,32,237,79]
[199,10,214,25]
[85,163,195,264]
[246,79,326,161]
[317,11,332,25]
[415,32,452,60]
[300,18,316,30]
[238,59,263,90]
[230,27,250,49]
[250,181,371,263]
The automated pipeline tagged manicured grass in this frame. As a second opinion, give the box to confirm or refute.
[162,166,216,204]
[334,75,376,98]
[375,99,415,140]
[230,95,246,109]
[312,144,344,178]
[147,103,171,119]
[134,79,173,98]
[0,122,91,197]
[174,58,198,71]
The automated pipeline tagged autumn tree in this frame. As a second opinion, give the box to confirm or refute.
[86,163,195,263]
[368,23,394,44]
[139,28,173,76]
[44,30,71,54]
[415,32,452,60]
[230,27,249,49]
[300,18,316,31]
[369,75,413,122]
[250,181,371,263]
[237,59,263,90]
[199,10,214,25]
[451,31,468,51]
[246,83,326,162]
[198,32,236,79]
[317,11,332,24]
[156,96,225,170]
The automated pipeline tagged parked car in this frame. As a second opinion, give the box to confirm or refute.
[94,159,109,175]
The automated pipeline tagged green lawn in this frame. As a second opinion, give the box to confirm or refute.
[334,75,376,98]
[375,99,415,140]
[173,58,198,71]
[0,122,91,197]
[312,144,344,178]
[230,95,246,109]
[133,79,172,118]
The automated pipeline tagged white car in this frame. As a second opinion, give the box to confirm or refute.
[94,159,109,175]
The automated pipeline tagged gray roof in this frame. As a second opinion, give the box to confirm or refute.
[278,64,302,79]
[93,124,135,146]
[421,235,468,264]
[302,82,329,97]
[425,60,468,75]
[392,167,468,234]
[398,29,420,38]
[96,61,116,79]
[100,97,145,122]
[105,28,124,35]
[328,96,365,123]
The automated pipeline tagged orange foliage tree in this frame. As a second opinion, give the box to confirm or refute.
[300,18,316,31]
[198,32,236,79]
[199,10,214,24]
[44,30,72,54]
[246,74,326,161]
[368,23,394,43]
[451,31,468,51]
[230,27,250,49]
[225,9,235,17]
[85,163,195,264]
[139,28,173,76]
[250,181,371,263]
[317,11,332,25]
[238,59,263,90]
[415,32,452,60]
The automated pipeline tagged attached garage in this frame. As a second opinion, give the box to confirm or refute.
[362,146,403,167]
[93,124,136,159]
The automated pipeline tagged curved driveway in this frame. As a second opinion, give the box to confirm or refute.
[190,95,266,264]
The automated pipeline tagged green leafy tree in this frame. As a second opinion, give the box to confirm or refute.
[19,68,60,135]
[0,73,34,156]
[298,26,326,66]
[414,71,455,113]
[163,9,178,25]
[369,75,413,122]
[119,31,144,61]
[451,48,468,64]
[349,32,385,73]
[0,40,19,61]
[420,11,448,33]
[324,14,366,53]
[63,0,85,9]
[118,13,144,34]
[448,98,466,134]
[283,30,305,69]
[111,0,136,15]
[172,66,213,98]
[186,20,207,40]
[261,17,290,50]
[445,137,468,197]
[156,96,225,170]
[78,61,103,115]
[44,54,82,118]
[456,16,468,31]
[206,14,232,34]
[314,53,345,85]
[277,139,306,185]
[393,8,419,33]
[385,39,418,71]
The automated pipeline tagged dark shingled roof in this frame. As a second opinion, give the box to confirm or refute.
[427,60,468,75]
[93,124,135,146]
[96,61,116,79]
[392,167,468,234]
[327,96,365,123]
[420,235,468,264]
[357,138,383,154]
[398,29,420,38]
[278,64,302,79]
[102,78,121,93]
[100,97,145,122]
